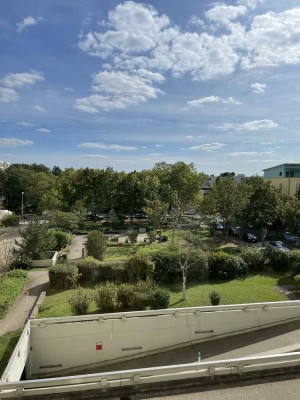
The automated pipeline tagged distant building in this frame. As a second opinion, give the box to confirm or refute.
[202,174,246,196]
[0,161,10,171]
[263,163,300,197]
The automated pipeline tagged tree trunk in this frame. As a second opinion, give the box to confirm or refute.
[182,271,186,300]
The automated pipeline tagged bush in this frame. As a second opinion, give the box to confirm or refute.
[68,288,91,315]
[48,211,79,232]
[268,249,289,272]
[128,292,149,311]
[209,291,220,305]
[187,251,209,282]
[208,252,248,280]
[288,250,300,277]
[117,283,134,310]
[294,274,300,290]
[161,234,168,242]
[148,287,170,309]
[127,229,138,243]
[238,247,265,272]
[49,263,79,289]
[94,282,119,313]
[147,230,156,243]
[51,230,73,251]
[150,246,181,284]
[76,257,128,283]
[126,252,154,282]
[10,260,30,270]
[86,230,107,260]
[1,213,19,227]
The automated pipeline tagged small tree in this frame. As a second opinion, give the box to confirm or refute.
[126,252,155,282]
[15,218,56,261]
[48,211,79,231]
[127,229,138,244]
[86,230,107,260]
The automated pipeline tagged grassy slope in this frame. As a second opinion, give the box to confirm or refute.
[0,329,22,378]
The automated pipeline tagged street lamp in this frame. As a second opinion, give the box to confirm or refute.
[21,192,24,222]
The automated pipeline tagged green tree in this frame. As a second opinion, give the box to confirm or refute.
[86,230,107,260]
[143,198,168,240]
[243,177,281,245]
[48,211,79,231]
[16,218,56,260]
[201,176,249,242]
[282,197,300,234]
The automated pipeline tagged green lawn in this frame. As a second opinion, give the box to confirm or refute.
[37,273,289,319]
[0,329,22,378]
[166,274,288,308]
[0,270,28,319]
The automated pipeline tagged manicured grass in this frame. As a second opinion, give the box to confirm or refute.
[0,329,22,378]
[0,270,28,319]
[165,273,288,308]
[38,286,98,318]
[38,273,289,318]
[104,243,140,261]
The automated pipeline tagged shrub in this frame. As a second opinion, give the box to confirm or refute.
[208,252,248,280]
[51,230,73,250]
[129,292,149,311]
[127,229,138,243]
[269,249,289,272]
[148,287,170,309]
[1,213,19,227]
[294,274,300,290]
[239,247,265,272]
[161,234,168,242]
[10,260,30,270]
[76,258,128,283]
[68,288,91,315]
[147,230,156,243]
[187,251,209,282]
[151,246,181,284]
[49,263,79,289]
[94,282,119,313]
[288,250,300,277]
[86,230,107,260]
[117,283,134,310]
[209,291,221,305]
[48,211,79,232]
[126,252,154,282]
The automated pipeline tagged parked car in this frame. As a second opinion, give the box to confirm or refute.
[242,233,258,243]
[267,241,290,252]
[228,226,242,237]
[283,232,299,243]
[214,222,224,231]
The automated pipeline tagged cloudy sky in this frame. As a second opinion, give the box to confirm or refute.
[1,0,300,175]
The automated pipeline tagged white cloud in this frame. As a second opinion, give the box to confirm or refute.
[251,82,267,93]
[188,142,225,151]
[155,144,164,147]
[188,16,205,29]
[78,142,138,151]
[83,154,108,158]
[187,95,242,107]
[0,88,19,102]
[226,151,259,156]
[242,8,300,69]
[0,138,34,147]
[1,71,44,88]
[36,128,51,133]
[17,16,43,33]
[140,146,148,149]
[219,119,278,131]
[75,70,163,112]
[205,4,247,24]
[183,135,194,140]
[33,104,46,113]
[64,87,74,92]
[17,121,34,127]
[149,153,163,156]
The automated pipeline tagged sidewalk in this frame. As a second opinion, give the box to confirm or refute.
[0,270,49,336]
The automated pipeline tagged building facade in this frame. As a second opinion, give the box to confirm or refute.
[262,163,300,197]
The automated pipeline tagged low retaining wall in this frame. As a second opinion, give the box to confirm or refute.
[30,251,58,268]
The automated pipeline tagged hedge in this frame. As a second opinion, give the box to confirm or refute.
[49,263,79,289]
[76,257,128,283]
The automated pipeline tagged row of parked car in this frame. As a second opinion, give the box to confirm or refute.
[214,222,299,248]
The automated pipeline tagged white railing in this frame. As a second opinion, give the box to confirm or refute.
[30,299,300,326]
[1,352,300,398]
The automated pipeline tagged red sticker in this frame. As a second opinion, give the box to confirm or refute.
[96,342,103,351]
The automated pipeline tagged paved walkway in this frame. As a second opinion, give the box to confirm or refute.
[66,234,87,260]
[0,270,49,336]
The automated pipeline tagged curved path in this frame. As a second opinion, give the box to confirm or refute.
[0,270,49,336]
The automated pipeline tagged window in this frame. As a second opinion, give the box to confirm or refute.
[279,172,282,176]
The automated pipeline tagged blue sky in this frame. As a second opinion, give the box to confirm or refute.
[1,0,300,176]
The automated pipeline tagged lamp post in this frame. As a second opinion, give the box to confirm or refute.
[21,191,24,222]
